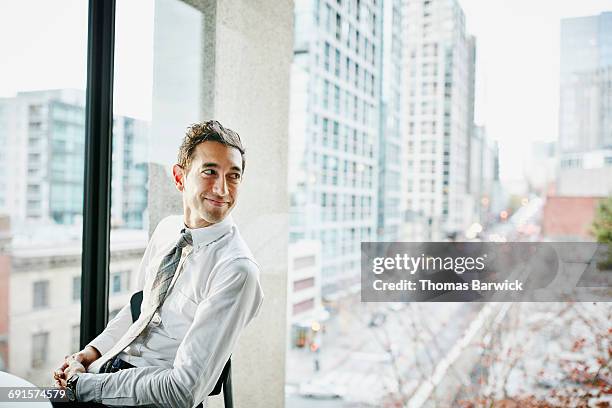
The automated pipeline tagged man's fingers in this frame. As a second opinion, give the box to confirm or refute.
[53,353,86,387]
[54,363,68,378]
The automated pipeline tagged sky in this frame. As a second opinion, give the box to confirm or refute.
[1,0,612,182]
[458,0,612,182]
[0,0,154,119]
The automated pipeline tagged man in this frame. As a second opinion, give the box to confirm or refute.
[53,120,264,407]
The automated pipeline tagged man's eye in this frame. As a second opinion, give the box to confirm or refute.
[202,169,216,175]
[229,173,241,180]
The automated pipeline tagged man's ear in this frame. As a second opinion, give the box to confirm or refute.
[172,164,185,192]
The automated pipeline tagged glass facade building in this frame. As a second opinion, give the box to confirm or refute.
[377,0,404,242]
[290,0,384,296]
[0,90,149,229]
[402,0,476,240]
[560,12,612,154]
[558,12,612,196]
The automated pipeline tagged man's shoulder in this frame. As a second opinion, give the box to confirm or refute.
[223,225,256,256]
[155,215,184,233]
[216,225,259,270]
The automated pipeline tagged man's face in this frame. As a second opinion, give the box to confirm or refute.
[173,141,243,228]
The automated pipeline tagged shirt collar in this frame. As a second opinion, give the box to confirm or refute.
[184,215,234,250]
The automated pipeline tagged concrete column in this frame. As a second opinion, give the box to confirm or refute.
[150,1,292,407]
[207,2,292,407]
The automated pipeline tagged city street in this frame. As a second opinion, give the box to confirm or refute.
[285,199,546,407]
[286,298,483,407]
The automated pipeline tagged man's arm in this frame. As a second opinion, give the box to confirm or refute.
[75,258,264,407]
[53,219,162,384]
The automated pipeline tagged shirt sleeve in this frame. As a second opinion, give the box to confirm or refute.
[77,257,264,408]
[86,221,159,355]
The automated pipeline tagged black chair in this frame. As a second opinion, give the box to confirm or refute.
[130,291,233,408]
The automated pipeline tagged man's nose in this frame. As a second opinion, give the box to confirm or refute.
[212,175,228,197]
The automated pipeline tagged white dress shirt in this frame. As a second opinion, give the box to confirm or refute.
[76,215,264,407]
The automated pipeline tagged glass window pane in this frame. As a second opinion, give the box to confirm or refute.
[0,0,87,385]
[72,276,81,302]
[31,332,49,369]
[32,281,49,309]
[109,0,206,325]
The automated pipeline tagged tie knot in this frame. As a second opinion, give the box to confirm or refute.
[177,229,193,248]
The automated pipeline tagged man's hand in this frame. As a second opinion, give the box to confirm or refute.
[53,346,101,387]
[54,359,85,388]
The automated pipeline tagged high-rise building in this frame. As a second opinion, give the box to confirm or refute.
[0,90,149,229]
[558,12,612,197]
[524,141,557,195]
[560,12,612,153]
[469,126,499,225]
[290,0,383,296]
[377,0,404,242]
[402,0,476,240]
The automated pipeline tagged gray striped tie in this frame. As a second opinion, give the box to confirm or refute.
[87,229,193,374]
[150,229,193,310]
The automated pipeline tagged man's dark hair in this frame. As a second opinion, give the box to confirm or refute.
[178,120,246,172]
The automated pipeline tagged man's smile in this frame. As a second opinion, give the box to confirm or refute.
[205,197,229,207]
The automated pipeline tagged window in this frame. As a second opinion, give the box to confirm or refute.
[33,280,49,309]
[72,276,81,302]
[31,332,49,368]
[334,85,340,113]
[292,298,314,314]
[335,49,341,77]
[112,273,122,293]
[111,270,130,294]
[2,1,89,385]
[323,79,330,108]
[293,277,315,291]
[71,324,80,353]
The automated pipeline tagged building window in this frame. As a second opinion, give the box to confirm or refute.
[72,276,81,302]
[334,85,340,113]
[33,280,49,309]
[71,324,80,353]
[31,332,49,368]
[294,255,316,270]
[110,270,129,294]
[335,49,341,77]
[323,80,330,108]
[293,298,315,315]
[294,277,315,291]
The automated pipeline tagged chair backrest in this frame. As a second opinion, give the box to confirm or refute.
[128,291,231,398]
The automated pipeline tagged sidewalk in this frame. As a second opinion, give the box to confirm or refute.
[286,311,371,386]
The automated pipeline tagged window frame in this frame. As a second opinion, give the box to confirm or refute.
[79,0,117,349]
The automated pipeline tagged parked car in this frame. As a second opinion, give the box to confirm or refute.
[298,380,346,399]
